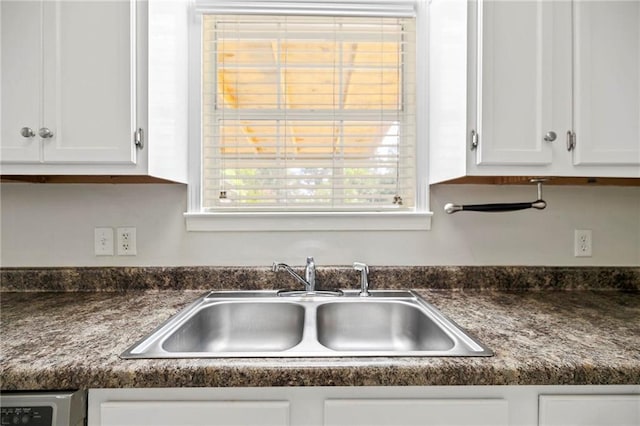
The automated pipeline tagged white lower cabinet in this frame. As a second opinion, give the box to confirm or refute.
[324,398,508,426]
[539,395,640,426]
[100,400,290,426]
[88,385,639,426]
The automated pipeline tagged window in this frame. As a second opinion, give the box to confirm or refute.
[187,1,430,231]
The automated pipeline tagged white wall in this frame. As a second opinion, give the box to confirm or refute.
[0,183,638,267]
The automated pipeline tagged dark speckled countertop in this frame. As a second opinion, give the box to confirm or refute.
[1,266,639,390]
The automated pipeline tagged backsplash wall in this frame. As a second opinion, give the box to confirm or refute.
[1,183,638,267]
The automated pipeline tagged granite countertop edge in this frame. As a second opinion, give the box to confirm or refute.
[4,361,639,390]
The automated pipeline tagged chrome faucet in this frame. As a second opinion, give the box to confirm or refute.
[272,256,316,292]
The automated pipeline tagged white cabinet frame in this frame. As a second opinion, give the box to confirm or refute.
[89,385,639,426]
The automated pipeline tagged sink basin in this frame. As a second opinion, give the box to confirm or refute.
[316,301,455,352]
[121,290,493,358]
[163,302,305,353]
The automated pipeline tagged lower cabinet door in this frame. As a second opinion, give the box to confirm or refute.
[100,400,290,426]
[539,395,640,426]
[323,398,508,426]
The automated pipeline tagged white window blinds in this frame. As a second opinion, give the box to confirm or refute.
[201,7,416,211]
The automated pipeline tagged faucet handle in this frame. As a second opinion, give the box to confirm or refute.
[353,262,370,297]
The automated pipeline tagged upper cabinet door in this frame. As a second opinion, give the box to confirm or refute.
[41,0,136,164]
[573,0,640,166]
[475,0,556,166]
[0,0,43,162]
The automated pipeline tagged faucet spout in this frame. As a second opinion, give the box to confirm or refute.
[272,261,313,291]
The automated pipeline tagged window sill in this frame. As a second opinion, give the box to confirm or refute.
[184,211,433,232]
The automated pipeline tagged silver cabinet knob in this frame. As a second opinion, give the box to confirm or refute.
[543,131,557,142]
[20,127,36,138]
[38,127,54,138]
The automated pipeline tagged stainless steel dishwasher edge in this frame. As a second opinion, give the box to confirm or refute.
[1,390,86,426]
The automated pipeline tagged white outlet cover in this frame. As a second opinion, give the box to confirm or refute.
[117,227,137,256]
[94,227,114,256]
[574,229,593,257]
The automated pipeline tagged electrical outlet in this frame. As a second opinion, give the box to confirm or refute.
[94,227,114,256]
[117,227,137,256]
[574,229,592,257]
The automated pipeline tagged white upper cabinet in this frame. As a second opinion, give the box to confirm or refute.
[1,0,43,163]
[476,0,555,166]
[1,0,136,165]
[42,0,136,164]
[572,0,640,167]
[0,0,187,182]
[429,0,640,182]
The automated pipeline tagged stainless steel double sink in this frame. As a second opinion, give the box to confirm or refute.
[121,290,493,358]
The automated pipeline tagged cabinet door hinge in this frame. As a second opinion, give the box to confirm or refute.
[134,128,144,150]
[566,130,576,151]
[470,130,479,151]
